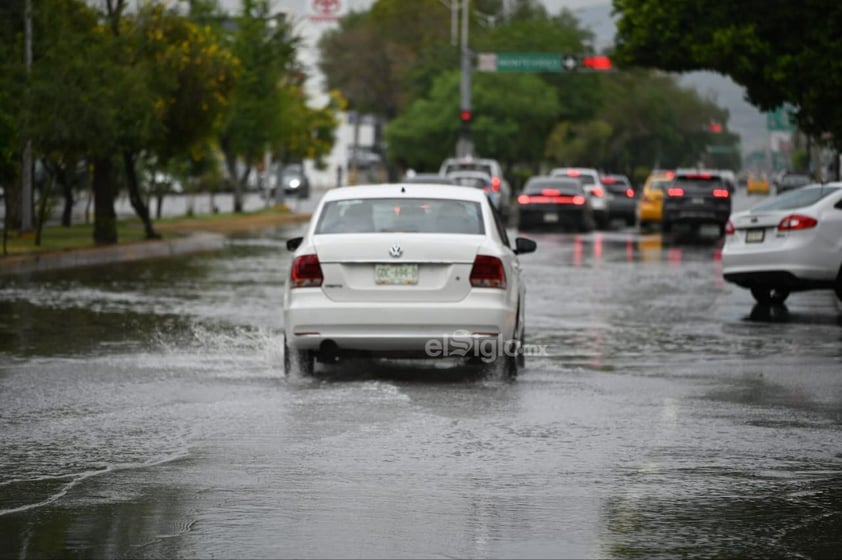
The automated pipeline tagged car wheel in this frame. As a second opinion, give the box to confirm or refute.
[284,337,314,376]
[579,217,595,233]
[750,286,790,305]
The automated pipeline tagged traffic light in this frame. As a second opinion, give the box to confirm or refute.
[581,55,613,71]
[460,109,472,123]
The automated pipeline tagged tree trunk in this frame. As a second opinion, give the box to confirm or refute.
[58,165,74,227]
[5,171,21,231]
[92,156,117,245]
[122,151,159,239]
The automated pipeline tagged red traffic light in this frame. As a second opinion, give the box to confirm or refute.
[709,122,723,133]
[582,55,613,71]
[460,109,472,122]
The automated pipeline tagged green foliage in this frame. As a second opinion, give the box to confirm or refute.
[385,71,559,171]
[613,0,842,149]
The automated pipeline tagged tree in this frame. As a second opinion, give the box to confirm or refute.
[218,0,297,213]
[613,0,842,150]
[385,70,559,173]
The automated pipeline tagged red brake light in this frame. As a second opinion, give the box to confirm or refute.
[777,214,818,231]
[601,177,616,184]
[572,195,585,205]
[665,171,675,179]
[712,189,730,198]
[470,255,506,289]
[290,254,323,288]
[491,176,501,192]
[667,187,684,197]
[724,220,735,235]
[541,189,561,197]
[591,187,605,198]
[566,170,581,177]
[625,188,634,198]
[517,194,530,204]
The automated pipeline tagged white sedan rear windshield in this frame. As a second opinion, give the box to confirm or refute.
[753,186,840,211]
[316,198,485,235]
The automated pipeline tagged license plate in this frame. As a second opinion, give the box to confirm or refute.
[745,228,765,243]
[374,263,418,285]
[692,197,705,205]
[544,213,559,223]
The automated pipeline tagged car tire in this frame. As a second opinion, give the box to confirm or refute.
[750,286,790,305]
[579,217,595,233]
[284,337,314,376]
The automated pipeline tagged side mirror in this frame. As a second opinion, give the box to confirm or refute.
[286,236,303,251]
[514,237,537,255]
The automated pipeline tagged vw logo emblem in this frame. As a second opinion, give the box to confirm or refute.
[389,244,403,258]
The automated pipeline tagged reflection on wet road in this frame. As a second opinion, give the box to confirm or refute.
[1,222,841,559]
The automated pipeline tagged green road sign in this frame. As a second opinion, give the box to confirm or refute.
[476,52,615,73]
[766,106,795,132]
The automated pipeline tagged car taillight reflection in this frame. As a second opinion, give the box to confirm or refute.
[724,220,735,235]
[777,214,818,231]
[290,254,323,288]
[470,255,506,289]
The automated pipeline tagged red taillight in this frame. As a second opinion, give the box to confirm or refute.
[517,194,530,205]
[470,255,506,289]
[724,220,735,235]
[566,170,581,177]
[625,188,634,198]
[777,214,818,231]
[573,195,585,205]
[591,187,605,198]
[542,189,561,196]
[667,187,684,197]
[601,177,616,184]
[491,176,501,192]
[290,254,323,288]
[712,189,730,198]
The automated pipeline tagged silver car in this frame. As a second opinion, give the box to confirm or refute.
[722,183,842,305]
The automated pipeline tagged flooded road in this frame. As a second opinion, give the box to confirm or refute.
[2,193,842,558]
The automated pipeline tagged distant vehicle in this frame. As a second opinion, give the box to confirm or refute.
[661,169,732,235]
[774,172,812,195]
[722,183,842,305]
[282,184,537,378]
[549,167,609,229]
[517,176,594,232]
[402,173,457,185]
[438,156,512,222]
[446,169,513,221]
[600,174,637,226]
[280,163,310,199]
[636,170,674,231]
[746,172,770,195]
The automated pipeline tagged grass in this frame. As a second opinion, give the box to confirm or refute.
[1,205,297,257]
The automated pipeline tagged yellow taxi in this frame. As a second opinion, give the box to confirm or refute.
[636,170,674,230]
[746,172,770,195]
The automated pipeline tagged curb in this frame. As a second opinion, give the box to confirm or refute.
[0,213,312,277]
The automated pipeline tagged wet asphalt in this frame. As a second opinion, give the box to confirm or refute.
[1,190,841,559]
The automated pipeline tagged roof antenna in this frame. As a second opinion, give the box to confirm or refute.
[401,186,406,193]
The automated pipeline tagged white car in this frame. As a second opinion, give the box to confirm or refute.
[722,183,842,305]
[444,169,513,221]
[283,184,537,377]
[439,156,513,222]
[549,167,609,228]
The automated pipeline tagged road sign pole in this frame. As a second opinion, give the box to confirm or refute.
[457,0,473,158]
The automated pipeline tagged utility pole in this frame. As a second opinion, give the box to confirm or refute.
[439,0,458,47]
[21,0,33,233]
[457,0,473,158]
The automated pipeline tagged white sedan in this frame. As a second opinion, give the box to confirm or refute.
[283,184,537,377]
[722,183,842,305]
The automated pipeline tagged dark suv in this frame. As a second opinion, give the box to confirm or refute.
[661,170,732,235]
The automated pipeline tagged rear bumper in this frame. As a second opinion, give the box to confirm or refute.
[723,270,835,291]
[284,289,517,352]
[722,236,840,283]
[518,206,588,227]
[662,201,731,225]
